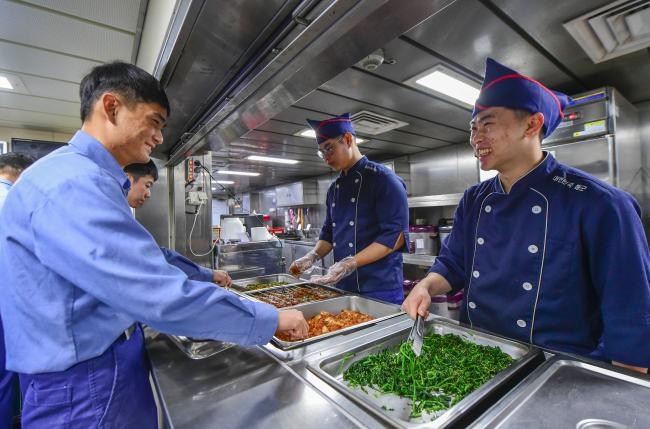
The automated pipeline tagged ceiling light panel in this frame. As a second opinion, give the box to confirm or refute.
[247,155,299,164]
[217,170,260,176]
[404,64,481,106]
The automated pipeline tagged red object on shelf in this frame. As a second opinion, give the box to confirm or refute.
[263,215,271,222]
[269,227,285,233]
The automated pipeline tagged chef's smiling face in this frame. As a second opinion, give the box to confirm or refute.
[470,107,537,173]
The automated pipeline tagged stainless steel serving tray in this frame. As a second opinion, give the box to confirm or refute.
[244,283,345,308]
[468,356,650,429]
[230,273,305,292]
[167,335,235,360]
[272,295,404,350]
[307,318,541,428]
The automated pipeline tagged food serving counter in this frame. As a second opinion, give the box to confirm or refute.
[145,284,650,429]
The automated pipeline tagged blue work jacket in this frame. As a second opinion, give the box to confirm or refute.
[320,156,409,295]
[430,152,650,367]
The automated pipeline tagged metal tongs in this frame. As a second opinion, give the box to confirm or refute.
[408,314,425,357]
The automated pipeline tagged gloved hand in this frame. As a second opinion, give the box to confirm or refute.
[289,250,320,277]
[310,256,357,285]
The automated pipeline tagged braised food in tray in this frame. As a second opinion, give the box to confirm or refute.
[245,281,289,291]
[251,285,342,308]
[276,309,374,341]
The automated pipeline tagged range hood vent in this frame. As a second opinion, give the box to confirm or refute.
[350,110,409,135]
[564,0,650,63]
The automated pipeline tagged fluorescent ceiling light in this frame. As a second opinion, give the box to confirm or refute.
[246,155,299,164]
[414,70,480,106]
[0,76,13,90]
[217,170,260,177]
[356,137,367,144]
[215,180,234,184]
[296,129,316,138]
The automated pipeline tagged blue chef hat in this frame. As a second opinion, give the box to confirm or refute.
[306,112,356,145]
[473,58,571,138]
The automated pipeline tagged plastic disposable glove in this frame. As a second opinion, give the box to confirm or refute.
[289,249,320,277]
[310,256,357,285]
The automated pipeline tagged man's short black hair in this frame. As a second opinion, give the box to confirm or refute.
[79,61,170,122]
[0,153,34,174]
[124,160,159,182]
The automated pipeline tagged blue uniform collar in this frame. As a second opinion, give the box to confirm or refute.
[0,177,13,189]
[493,151,557,195]
[68,130,131,195]
[339,156,368,179]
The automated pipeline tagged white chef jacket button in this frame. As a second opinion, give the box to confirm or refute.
[332,203,336,207]
[484,205,492,213]
[468,301,476,309]
[532,205,542,214]
[348,242,353,248]
[477,237,485,245]
[349,221,354,226]
[472,270,480,278]
[528,245,538,254]
[351,197,356,202]
[355,178,359,183]
[332,222,336,227]
[336,184,339,189]
[333,242,337,247]
[522,282,533,291]
[517,319,527,328]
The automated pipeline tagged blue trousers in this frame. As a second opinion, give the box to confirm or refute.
[0,315,17,429]
[19,326,157,429]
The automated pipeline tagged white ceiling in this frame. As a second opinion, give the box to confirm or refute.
[0,0,146,133]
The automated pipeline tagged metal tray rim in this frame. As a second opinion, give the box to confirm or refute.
[306,318,541,429]
[230,273,307,292]
[271,295,405,350]
[467,356,650,428]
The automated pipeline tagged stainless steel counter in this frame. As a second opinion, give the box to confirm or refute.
[145,331,369,429]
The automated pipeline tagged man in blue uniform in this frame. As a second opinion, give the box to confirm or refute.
[289,113,409,305]
[124,160,232,288]
[0,61,308,428]
[0,153,33,428]
[403,58,650,373]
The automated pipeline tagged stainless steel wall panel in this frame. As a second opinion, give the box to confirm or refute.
[409,143,478,196]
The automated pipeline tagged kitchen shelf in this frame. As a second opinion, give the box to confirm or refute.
[403,253,435,267]
[407,193,463,208]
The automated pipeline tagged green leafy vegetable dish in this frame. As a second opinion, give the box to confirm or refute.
[246,281,289,291]
[343,333,514,418]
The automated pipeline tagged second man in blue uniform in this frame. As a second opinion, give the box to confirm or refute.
[289,113,409,304]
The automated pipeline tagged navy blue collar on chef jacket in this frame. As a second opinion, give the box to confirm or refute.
[68,130,132,195]
[493,151,558,195]
[339,155,368,178]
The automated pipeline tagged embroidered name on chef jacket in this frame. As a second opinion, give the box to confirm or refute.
[553,175,588,192]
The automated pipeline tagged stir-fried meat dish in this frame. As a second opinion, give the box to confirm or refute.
[276,309,374,341]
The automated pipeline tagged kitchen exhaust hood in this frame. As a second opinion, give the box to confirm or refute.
[154,0,457,165]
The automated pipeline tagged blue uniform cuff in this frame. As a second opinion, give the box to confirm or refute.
[243,302,279,346]
[197,266,214,283]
